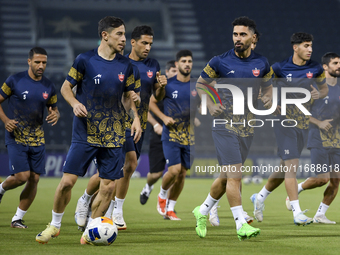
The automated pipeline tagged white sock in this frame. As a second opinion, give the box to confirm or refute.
[0,182,6,195]
[167,199,177,212]
[104,200,115,218]
[297,182,304,194]
[112,197,124,215]
[159,186,168,200]
[87,217,93,227]
[290,200,302,217]
[12,207,27,222]
[82,189,93,203]
[315,202,329,217]
[51,210,64,228]
[257,186,271,203]
[200,193,218,215]
[214,198,221,207]
[230,205,247,230]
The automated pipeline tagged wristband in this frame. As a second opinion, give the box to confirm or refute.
[153,123,159,129]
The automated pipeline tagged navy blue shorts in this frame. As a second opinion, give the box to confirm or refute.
[274,125,307,161]
[310,147,340,173]
[63,142,124,180]
[123,129,145,160]
[212,130,253,165]
[149,132,166,173]
[7,143,45,175]
[162,140,194,169]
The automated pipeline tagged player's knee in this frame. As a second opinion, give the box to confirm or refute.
[14,172,30,184]
[124,160,137,175]
[59,178,76,191]
[316,178,329,186]
[28,173,40,185]
[99,181,115,196]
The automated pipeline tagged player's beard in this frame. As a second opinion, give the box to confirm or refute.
[328,69,340,78]
[178,67,191,77]
[234,42,251,53]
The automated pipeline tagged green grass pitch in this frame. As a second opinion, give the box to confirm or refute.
[0,177,339,255]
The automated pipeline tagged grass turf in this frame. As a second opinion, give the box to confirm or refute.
[0,177,339,255]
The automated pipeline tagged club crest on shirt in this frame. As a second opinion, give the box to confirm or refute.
[42,91,48,99]
[252,68,260,77]
[306,72,313,79]
[147,70,153,78]
[118,72,124,82]
[191,89,197,97]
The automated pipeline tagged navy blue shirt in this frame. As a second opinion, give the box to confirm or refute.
[67,48,135,147]
[162,76,200,145]
[272,56,325,129]
[308,82,340,148]
[0,71,57,146]
[126,55,160,131]
[201,49,272,137]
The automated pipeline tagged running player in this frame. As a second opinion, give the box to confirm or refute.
[74,25,167,231]
[157,50,200,220]
[285,52,340,224]
[36,16,141,244]
[140,60,177,205]
[192,16,273,240]
[0,47,59,228]
[251,32,328,226]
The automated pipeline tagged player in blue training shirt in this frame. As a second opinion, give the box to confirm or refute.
[284,52,340,224]
[36,16,142,244]
[139,60,178,205]
[251,32,329,227]
[193,16,273,241]
[156,50,200,220]
[0,47,59,229]
[74,25,167,231]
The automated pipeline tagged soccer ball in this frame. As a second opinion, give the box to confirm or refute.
[252,175,263,184]
[243,175,253,185]
[82,217,118,246]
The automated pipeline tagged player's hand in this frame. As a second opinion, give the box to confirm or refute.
[130,91,141,107]
[194,117,201,127]
[73,102,87,118]
[4,119,18,132]
[162,116,175,126]
[261,95,272,109]
[153,123,163,135]
[46,107,60,126]
[318,119,333,131]
[156,72,167,89]
[310,85,320,100]
[131,118,142,143]
[208,104,226,117]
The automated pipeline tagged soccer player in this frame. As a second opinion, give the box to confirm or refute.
[0,47,59,228]
[74,25,167,231]
[139,60,178,205]
[156,50,200,220]
[209,28,261,227]
[36,16,141,244]
[192,16,273,240]
[285,52,340,224]
[250,32,328,226]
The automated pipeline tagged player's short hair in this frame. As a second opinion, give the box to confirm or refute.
[165,60,176,71]
[98,16,125,39]
[131,25,154,41]
[232,16,257,34]
[28,47,47,59]
[322,52,340,65]
[176,50,192,61]
[290,32,313,45]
